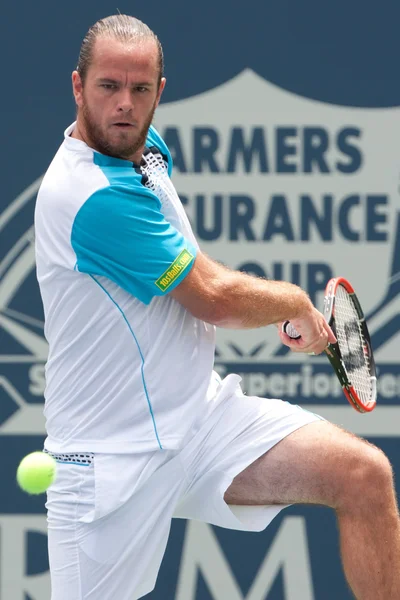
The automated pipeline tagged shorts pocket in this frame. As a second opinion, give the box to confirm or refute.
[45,455,95,525]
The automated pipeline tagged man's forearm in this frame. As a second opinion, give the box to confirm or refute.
[210,269,313,329]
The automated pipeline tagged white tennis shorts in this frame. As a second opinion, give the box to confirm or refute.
[46,374,322,600]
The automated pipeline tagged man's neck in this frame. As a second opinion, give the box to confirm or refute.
[70,120,86,143]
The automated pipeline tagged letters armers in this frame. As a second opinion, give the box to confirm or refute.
[162,126,363,175]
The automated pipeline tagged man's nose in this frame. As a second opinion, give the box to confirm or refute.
[117,88,134,112]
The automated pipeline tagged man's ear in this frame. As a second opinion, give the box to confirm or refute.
[72,71,84,107]
[155,77,167,108]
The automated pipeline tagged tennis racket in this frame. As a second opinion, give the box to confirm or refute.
[282,277,377,413]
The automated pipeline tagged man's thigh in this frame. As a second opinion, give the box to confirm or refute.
[175,391,322,532]
[224,420,380,508]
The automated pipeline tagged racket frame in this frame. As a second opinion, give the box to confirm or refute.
[284,277,377,413]
[324,277,377,412]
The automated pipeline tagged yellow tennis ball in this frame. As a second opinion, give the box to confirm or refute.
[16,452,57,495]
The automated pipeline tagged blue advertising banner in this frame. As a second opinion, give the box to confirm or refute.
[2,1,400,598]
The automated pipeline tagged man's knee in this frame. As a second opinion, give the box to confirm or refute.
[335,439,394,511]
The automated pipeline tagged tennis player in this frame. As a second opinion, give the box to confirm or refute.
[35,14,400,600]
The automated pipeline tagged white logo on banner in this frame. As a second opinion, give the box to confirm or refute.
[155,69,400,431]
[176,517,314,600]
[0,515,50,599]
[0,177,47,435]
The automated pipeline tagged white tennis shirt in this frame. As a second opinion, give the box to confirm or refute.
[35,123,217,453]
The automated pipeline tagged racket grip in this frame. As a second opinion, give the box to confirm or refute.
[282,321,301,339]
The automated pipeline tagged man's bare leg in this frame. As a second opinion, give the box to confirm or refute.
[224,421,400,600]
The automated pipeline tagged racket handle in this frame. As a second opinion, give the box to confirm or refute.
[282,320,301,339]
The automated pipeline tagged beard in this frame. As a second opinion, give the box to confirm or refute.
[80,96,157,162]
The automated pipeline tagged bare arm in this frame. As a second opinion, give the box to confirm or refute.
[171,251,311,328]
[170,251,336,354]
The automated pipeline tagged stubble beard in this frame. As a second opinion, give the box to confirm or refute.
[80,96,157,162]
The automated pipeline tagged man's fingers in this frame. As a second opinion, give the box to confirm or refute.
[278,309,335,355]
[323,320,337,344]
[279,332,326,355]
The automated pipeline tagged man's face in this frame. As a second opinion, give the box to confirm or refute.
[72,37,166,163]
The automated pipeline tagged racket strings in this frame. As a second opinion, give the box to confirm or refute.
[334,286,373,404]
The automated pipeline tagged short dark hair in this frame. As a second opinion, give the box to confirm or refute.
[77,15,164,86]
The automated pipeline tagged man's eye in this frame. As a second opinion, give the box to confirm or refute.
[136,87,148,93]
[101,84,117,90]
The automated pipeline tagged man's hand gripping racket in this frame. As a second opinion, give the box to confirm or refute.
[281,277,377,413]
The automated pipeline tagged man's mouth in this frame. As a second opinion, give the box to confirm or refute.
[113,122,134,128]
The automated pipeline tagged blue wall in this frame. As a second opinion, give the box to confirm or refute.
[1,2,400,598]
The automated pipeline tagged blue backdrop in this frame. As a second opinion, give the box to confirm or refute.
[2,2,400,598]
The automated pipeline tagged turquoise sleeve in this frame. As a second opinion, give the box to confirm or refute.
[71,184,196,304]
